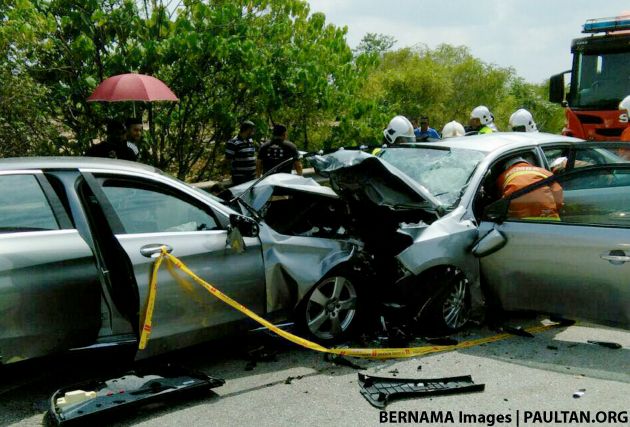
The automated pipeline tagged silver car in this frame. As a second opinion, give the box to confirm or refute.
[311,133,630,332]
[0,158,364,365]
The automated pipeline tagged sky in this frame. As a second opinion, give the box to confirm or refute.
[307,0,630,83]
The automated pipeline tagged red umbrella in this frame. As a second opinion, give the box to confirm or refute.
[87,73,178,102]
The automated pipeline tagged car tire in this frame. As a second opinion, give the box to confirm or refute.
[298,270,362,343]
[422,267,471,335]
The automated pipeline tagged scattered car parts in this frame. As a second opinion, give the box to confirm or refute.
[358,372,485,409]
[46,366,224,426]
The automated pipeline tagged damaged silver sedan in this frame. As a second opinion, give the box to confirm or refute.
[0,158,364,365]
[308,134,630,332]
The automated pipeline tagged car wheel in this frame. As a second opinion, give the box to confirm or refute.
[423,267,471,334]
[300,272,360,342]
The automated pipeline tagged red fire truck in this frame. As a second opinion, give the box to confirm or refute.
[549,15,630,140]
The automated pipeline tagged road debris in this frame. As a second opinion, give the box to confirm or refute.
[546,345,559,350]
[324,354,366,370]
[501,326,535,338]
[573,389,586,398]
[587,340,622,350]
[358,373,485,409]
[46,366,224,426]
[284,376,304,385]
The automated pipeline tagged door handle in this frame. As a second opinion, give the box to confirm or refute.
[140,244,173,258]
[600,252,630,264]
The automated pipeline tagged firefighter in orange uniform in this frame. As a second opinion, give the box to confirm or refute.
[496,157,563,220]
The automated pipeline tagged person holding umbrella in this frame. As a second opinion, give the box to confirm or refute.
[125,117,143,159]
[86,120,138,161]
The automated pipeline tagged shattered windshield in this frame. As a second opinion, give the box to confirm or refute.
[379,147,486,207]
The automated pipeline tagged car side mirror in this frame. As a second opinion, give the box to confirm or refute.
[482,198,509,224]
[229,214,260,238]
[472,228,507,258]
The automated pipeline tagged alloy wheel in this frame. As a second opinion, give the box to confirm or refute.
[305,276,358,340]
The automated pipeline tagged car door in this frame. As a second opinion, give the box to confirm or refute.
[0,171,101,363]
[477,164,630,328]
[85,172,266,357]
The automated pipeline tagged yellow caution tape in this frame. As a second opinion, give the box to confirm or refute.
[139,247,559,358]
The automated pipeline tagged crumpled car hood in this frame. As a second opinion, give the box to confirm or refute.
[229,173,338,211]
[310,150,443,214]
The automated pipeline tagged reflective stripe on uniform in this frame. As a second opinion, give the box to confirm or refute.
[503,170,550,188]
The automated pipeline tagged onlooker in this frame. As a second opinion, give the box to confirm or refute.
[441,121,466,138]
[85,120,137,161]
[496,157,563,220]
[414,116,441,140]
[257,124,302,176]
[509,109,538,132]
[225,120,257,185]
[124,117,143,160]
[468,106,496,135]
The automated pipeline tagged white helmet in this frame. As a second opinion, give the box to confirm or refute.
[470,105,493,125]
[383,115,415,144]
[619,95,630,112]
[441,121,466,138]
[509,108,538,132]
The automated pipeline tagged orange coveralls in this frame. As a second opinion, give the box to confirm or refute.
[496,162,563,220]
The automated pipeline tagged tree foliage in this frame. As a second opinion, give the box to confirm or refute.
[0,3,563,180]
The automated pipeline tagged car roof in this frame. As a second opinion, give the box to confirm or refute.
[396,132,584,153]
[0,156,163,174]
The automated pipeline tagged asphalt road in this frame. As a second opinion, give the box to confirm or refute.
[1,317,629,427]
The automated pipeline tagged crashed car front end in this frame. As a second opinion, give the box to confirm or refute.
[311,150,485,330]
[227,174,370,315]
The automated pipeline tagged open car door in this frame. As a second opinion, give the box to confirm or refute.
[80,171,266,359]
[476,164,630,328]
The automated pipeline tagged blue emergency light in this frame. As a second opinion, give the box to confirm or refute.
[583,16,630,33]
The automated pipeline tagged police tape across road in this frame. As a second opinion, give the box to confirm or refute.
[139,247,559,359]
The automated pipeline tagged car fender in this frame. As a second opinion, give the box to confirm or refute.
[258,225,357,313]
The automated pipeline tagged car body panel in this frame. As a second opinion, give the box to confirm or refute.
[479,221,630,327]
[116,231,266,358]
[0,230,101,363]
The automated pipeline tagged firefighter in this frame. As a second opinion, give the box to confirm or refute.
[509,109,538,132]
[373,115,415,155]
[441,120,466,138]
[496,157,563,220]
[468,106,496,134]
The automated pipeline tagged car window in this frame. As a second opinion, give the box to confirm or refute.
[101,181,220,234]
[0,174,60,232]
[507,166,630,227]
[544,144,630,174]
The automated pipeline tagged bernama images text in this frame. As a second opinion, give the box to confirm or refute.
[379,410,628,425]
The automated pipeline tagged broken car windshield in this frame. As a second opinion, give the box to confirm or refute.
[379,147,486,207]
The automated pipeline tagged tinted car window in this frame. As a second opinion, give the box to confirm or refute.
[102,183,219,234]
[509,167,630,227]
[0,175,59,232]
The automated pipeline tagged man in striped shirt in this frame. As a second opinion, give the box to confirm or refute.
[225,120,257,185]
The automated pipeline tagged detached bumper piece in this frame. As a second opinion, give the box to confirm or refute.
[46,366,224,426]
[358,373,484,409]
